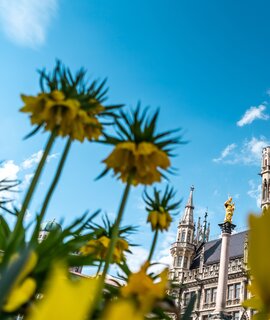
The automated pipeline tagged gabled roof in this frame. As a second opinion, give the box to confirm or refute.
[190,230,248,269]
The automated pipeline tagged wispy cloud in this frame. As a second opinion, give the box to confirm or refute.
[0,150,58,214]
[22,150,58,169]
[213,143,237,163]
[247,180,261,208]
[213,136,269,165]
[0,0,58,48]
[237,104,269,127]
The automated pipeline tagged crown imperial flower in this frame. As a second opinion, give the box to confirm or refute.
[100,106,181,185]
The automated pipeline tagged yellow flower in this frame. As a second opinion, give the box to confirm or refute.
[21,91,103,142]
[103,142,170,185]
[28,264,99,320]
[80,236,129,263]
[243,208,270,317]
[101,300,144,320]
[3,251,38,312]
[121,263,168,313]
[147,210,172,231]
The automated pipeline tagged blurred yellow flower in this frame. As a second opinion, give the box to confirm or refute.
[103,142,170,185]
[3,251,38,312]
[28,264,99,320]
[21,91,104,142]
[101,300,144,320]
[147,210,172,231]
[121,262,168,313]
[80,236,129,263]
[243,208,270,317]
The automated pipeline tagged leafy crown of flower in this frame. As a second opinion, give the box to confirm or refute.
[143,185,181,213]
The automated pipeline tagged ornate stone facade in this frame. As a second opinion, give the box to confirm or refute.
[168,146,270,319]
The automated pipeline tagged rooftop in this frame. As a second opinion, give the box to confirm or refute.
[191,230,248,269]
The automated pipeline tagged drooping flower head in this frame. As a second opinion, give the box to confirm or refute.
[79,214,134,264]
[144,186,180,231]
[100,105,182,185]
[21,61,122,142]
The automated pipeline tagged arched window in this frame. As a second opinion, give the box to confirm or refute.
[263,179,267,200]
[187,230,191,243]
[181,230,186,242]
[177,256,183,267]
[183,256,188,268]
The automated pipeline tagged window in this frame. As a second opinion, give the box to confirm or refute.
[204,287,217,304]
[212,287,217,302]
[181,230,186,242]
[205,289,211,303]
[183,256,188,268]
[232,311,240,320]
[227,283,241,301]
[235,283,241,299]
[177,255,183,267]
[228,285,234,300]
[183,291,195,306]
[187,230,191,243]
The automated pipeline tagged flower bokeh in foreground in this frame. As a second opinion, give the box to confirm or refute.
[3,251,38,312]
[101,300,144,320]
[28,264,99,320]
[243,207,270,318]
[121,262,168,313]
[80,235,129,263]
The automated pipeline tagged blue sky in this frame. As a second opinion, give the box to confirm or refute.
[0,0,269,271]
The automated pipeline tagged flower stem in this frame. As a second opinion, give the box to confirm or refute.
[95,261,103,277]
[17,131,57,227]
[93,179,132,308]
[148,229,159,262]
[31,137,72,242]
[6,130,57,258]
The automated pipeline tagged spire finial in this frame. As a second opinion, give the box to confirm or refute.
[180,186,195,224]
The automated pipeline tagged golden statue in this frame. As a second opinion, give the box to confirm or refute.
[224,197,235,223]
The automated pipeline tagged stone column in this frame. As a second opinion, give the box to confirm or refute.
[211,222,235,320]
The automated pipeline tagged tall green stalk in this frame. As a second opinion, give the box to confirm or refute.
[6,130,57,258]
[148,229,159,262]
[31,137,72,242]
[93,178,132,308]
[18,130,57,225]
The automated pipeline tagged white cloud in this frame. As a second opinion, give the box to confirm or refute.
[0,0,58,48]
[247,180,261,208]
[0,160,20,180]
[22,150,58,169]
[213,136,270,166]
[126,247,149,272]
[237,104,269,127]
[213,143,237,163]
[22,150,43,169]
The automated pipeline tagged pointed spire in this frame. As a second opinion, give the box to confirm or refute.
[181,186,195,224]
[202,209,208,242]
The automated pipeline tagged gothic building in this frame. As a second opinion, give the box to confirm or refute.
[169,146,270,320]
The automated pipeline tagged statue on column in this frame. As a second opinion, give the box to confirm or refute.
[224,197,235,223]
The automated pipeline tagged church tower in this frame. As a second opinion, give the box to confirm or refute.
[261,146,270,209]
[170,186,196,280]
